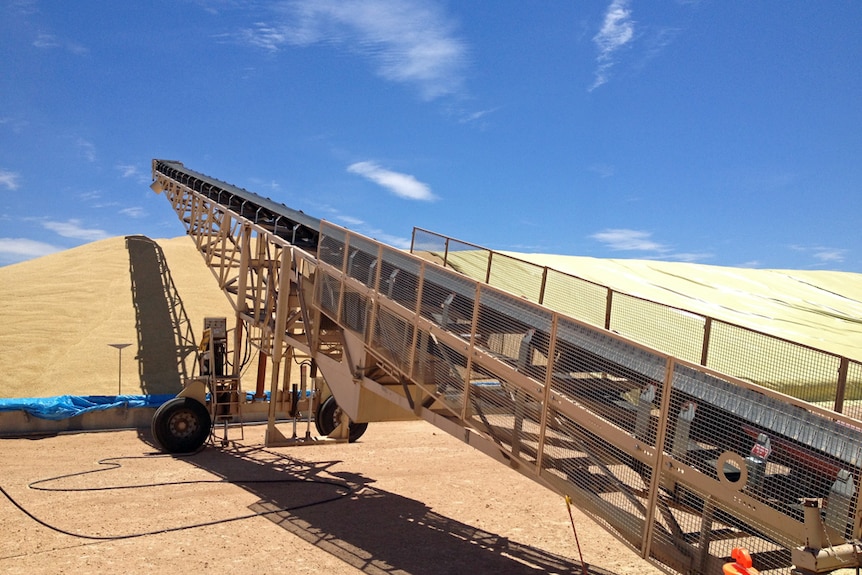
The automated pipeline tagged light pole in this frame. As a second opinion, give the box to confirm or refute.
[108,343,132,395]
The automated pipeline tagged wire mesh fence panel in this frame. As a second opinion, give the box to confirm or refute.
[409,229,862,425]
[475,286,554,385]
[318,224,347,268]
[340,282,371,338]
[379,244,421,313]
[541,404,653,558]
[486,252,545,302]
[665,363,862,549]
[550,316,668,445]
[411,228,448,266]
[609,292,706,364]
[344,234,381,288]
[441,239,491,279]
[429,332,469,412]
[411,327,447,395]
[315,268,342,322]
[652,479,793,575]
[541,269,608,329]
[707,321,842,404]
[843,360,862,420]
[418,264,478,332]
[372,303,416,374]
[649,360,862,574]
[464,360,542,466]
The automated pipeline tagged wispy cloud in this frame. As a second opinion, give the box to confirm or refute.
[120,207,146,219]
[238,0,468,100]
[337,214,365,227]
[348,161,436,201]
[592,228,666,252]
[0,238,61,265]
[0,116,29,133]
[77,138,96,162]
[791,244,847,267]
[0,169,21,191]
[814,249,846,264]
[116,163,150,184]
[592,228,712,262]
[590,0,635,91]
[33,33,88,55]
[456,105,501,126]
[587,163,615,178]
[42,219,110,241]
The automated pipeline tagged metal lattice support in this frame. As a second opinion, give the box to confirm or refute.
[153,161,862,575]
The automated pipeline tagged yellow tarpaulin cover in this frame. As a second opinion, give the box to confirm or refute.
[503,254,862,362]
[435,247,862,398]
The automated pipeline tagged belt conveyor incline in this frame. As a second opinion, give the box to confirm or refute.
[150,160,862,575]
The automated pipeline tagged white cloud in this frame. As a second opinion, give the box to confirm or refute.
[33,33,61,49]
[590,0,635,91]
[351,224,411,250]
[790,244,848,267]
[120,207,146,219]
[116,163,150,184]
[42,219,110,241]
[117,164,139,179]
[671,252,713,263]
[239,0,467,100]
[588,163,615,178]
[813,249,846,263]
[457,106,501,125]
[77,138,97,162]
[33,32,88,55]
[348,161,435,201]
[337,214,365,226]
[0,238,61,264]
[592,228,713,262]
[592,228,667,252]
[0,169,21,191]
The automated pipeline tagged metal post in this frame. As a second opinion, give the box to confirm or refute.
[108,343,132,395]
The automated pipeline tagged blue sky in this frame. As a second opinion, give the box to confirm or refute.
[1,1,860,271]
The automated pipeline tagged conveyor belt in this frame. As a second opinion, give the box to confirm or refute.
[153,160,321,248]
[151,159,862,575]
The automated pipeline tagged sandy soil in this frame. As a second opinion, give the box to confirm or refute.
[0,421,665,575]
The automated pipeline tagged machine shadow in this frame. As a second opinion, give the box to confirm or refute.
[177,438,607,575]
[125,235,197,396]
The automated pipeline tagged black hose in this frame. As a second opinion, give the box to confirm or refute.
[0,453,355,542]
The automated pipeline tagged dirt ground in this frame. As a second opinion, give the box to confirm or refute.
[0,420,666,575]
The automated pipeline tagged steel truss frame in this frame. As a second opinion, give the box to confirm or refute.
[152,160,862,575]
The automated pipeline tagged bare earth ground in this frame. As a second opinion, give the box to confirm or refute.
[0,420,665,575]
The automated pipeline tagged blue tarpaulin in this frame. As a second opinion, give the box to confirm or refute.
[0,394,175,421]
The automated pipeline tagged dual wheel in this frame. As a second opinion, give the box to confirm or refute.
[151,395,367,454]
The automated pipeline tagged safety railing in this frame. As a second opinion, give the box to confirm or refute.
[317,221,862,575]
[152,158,862,575]
[411,227,862,420]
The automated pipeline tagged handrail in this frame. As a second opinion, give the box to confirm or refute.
[411,226,862,418]
[152,161,862,575]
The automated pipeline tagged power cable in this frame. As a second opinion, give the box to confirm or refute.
[0,452,356,542]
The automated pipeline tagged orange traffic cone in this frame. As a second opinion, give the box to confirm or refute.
[723,548,759,575]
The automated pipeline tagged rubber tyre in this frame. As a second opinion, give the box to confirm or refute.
[314,396,368,443]
[151,397,212,453]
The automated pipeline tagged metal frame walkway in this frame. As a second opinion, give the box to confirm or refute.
[151,159,862,575]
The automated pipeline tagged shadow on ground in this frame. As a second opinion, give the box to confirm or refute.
[170,434,611,575]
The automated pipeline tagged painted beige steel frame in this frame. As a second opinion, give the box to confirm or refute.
[153,166,862,575]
